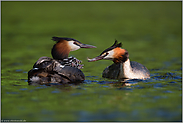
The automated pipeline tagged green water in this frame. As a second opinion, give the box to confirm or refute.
[1,1,182,122]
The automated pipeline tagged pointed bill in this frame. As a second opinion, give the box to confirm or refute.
[87,56,104,62]
[79,44,97,48]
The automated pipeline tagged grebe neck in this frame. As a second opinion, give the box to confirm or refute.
[118,59,132,79]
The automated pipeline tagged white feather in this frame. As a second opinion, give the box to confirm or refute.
[103,50,114,60]
[60,65,65,68]
[68,41,80,51]
[30,76,40,82]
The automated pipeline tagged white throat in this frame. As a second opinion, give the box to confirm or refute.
[118,59,132,79]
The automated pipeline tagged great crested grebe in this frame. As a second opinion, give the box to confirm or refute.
[28,37,96,85]
[87,40,150,80]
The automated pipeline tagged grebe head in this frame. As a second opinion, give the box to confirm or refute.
[88,40,129,63]
[51,36,96,60]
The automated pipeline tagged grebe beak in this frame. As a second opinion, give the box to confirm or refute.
[87,55,104,62]
[79,44,97,48]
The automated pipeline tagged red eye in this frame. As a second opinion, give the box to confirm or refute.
[102,52,108,57]
[73,41,79,46]
[105,53,109,56]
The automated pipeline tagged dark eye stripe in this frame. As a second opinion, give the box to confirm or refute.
[73,41,80,46]
[101,52,109,57]
[104,52,109,57]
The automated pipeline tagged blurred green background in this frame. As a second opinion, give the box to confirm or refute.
[1,1,182,122]
[2,1,181,73]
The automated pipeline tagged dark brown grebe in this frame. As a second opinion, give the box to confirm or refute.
[28,37,96,85]
[87,40,150,80]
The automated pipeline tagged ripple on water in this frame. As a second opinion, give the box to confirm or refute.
[152,72,182,80]
[153,83,167,88]
[6,92,19,94]
[15,69,27,74]
[71,93,82,96]
[15,69,23,72]
[21,79,28,82]
[145,108,181,121]
[117,87,133,91]
[77,110,128,121]
[19,88,28,91]
[168,81,177,84]
[163,90,173,93]
[51,89,61,93]
[84,79,98,83]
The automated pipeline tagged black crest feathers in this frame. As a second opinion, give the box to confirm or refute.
[112,39,122,47]
[52,36,79,42]
[100,39,122,55]
[52,36,62,41]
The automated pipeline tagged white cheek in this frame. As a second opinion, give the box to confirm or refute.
[68,41,80,51]
[104,50,114,60]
